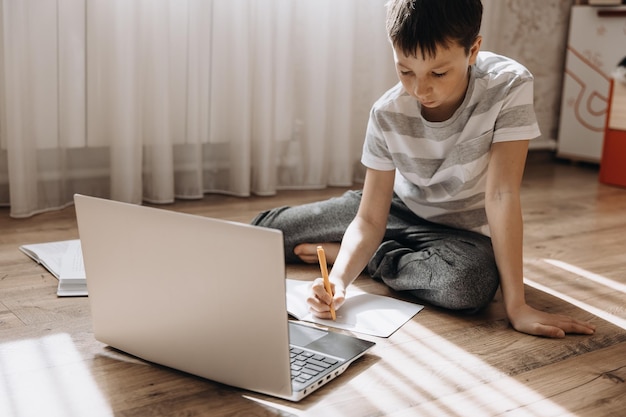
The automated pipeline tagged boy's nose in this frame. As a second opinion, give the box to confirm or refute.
[414,82,430,100]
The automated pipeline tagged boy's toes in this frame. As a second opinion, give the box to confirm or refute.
[294,244,319,264]
[294,243,341,264]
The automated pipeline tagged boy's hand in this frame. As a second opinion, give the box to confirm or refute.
[307,278,346,319]
[507,303,596,338]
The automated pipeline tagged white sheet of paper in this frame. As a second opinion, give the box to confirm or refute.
[285,279,423,338]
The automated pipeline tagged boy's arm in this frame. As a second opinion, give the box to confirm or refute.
[485,140,595,338]
[308,168,395,318]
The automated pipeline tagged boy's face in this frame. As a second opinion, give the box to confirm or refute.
[393,37,481,121]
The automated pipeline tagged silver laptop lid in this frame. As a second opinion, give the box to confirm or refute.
[74,194,293,398]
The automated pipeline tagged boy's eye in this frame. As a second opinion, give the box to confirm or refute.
[432,71,447,78]
[400,70,413,76]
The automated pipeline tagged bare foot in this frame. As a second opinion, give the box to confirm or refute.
[294,243,340,265]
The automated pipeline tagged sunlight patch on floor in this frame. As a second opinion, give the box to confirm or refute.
[0,333,112,417]
[362,324,571,417]
[524,259,626,331]
[543,258,626,295]
[245,321,574,417]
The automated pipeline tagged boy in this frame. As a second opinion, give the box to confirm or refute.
[252,0,595,338]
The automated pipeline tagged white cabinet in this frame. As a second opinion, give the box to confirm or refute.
[557,5,626,162]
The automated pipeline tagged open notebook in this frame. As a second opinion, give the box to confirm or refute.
[19,239,86,296]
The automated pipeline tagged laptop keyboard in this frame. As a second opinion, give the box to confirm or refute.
[290,347,339,384]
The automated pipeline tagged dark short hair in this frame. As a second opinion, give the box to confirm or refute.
[386,0,483,59]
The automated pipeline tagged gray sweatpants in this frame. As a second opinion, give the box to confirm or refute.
[251,190,500,313]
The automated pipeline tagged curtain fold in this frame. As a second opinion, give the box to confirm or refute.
[0,0,396,218]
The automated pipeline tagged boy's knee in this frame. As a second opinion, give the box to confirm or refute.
[436,241,499,311]
[250,206,290,228]
[370,239,499,313]
[437,260,499,313]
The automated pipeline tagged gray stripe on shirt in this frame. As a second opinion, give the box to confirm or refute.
[496,104,537,130]
[391,132,492,179]
[376,110,427,138]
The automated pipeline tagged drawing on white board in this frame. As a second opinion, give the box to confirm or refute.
[564,46,612,133]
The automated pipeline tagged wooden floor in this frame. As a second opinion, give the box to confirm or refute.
[1,155,625,417]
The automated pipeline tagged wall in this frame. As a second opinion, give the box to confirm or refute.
[482,0,575,150]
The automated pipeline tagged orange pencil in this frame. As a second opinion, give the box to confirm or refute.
[316,246,336,320]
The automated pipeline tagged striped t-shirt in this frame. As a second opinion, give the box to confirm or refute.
[361,51,541,236]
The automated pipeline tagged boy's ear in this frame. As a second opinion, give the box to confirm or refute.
[468,36,482,65]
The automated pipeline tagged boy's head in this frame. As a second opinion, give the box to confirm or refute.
[386,0,483,59]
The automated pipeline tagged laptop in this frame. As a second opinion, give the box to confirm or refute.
[74,194,375,402]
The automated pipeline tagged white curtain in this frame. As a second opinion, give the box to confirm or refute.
[0,0,397,218]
